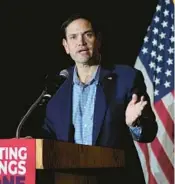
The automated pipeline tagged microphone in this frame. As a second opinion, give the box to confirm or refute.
[15,69,69,138]
[43,69,69,99]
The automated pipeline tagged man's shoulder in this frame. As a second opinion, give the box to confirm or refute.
[113,64,140,77]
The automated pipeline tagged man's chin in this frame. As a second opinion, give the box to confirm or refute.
[75,58,90,64]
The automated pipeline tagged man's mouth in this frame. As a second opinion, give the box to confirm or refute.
[78,48,89,53]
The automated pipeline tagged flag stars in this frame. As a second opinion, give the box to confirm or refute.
[158,44,164,51]
[165,69,172,77]
[149,61,156,69]
[171,13,174,19]
[170,36,175,42]
[156,5,161,11]
[137,1,174,99]
[154,89,159,96]
[168,47,174,54]
[152,39,158,46]
[154,78,160,85]
[166,58,173,65]
[144,36,149,43]
[163,9,169,17]
[151,51,156,57]
[157,55,163,62]
[153,28,159,34]
[165,0,170,4]
[164,81,171,88]
[154,16,160,23]
[156,66,162,73]
[142,47,148,54]
[161,21,168,28]
[159,32,166,39]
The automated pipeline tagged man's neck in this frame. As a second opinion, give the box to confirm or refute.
[76,63,99,84]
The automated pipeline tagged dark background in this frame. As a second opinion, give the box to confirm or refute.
[0,0,158,137]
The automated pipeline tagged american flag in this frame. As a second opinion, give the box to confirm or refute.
[134,0,174,184]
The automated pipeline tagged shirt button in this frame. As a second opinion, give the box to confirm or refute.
[84,124,87,128]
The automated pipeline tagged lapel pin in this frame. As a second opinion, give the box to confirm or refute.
[107,77,112,80]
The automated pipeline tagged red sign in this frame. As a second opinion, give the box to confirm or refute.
[0,139,35,184]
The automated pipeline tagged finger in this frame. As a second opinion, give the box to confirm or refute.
[142,101,147,107]
[140,96,146,105]
[131,94,138,104]
[140,101,147,111]
[140,96,145,102]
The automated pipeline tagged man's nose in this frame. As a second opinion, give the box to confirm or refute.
[78,35,86,45]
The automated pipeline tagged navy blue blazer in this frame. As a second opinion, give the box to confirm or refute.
[43,64,158,184]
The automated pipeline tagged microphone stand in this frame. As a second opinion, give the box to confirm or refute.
[15,88,51,138]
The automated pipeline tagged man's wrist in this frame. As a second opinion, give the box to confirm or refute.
[129,118,141,127]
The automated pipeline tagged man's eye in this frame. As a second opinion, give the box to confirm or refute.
[70,35,76,39]
[86,33,93,37]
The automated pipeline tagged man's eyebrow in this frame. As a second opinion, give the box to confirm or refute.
[67,33,77,36]
[84,30,94,33]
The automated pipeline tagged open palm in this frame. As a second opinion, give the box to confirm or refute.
[125,94,147,126]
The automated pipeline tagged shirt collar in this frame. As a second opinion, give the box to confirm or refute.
[73,65,100,86]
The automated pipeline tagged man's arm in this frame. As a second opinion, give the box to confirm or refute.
[128,125,142,141]
[126,70,158,143]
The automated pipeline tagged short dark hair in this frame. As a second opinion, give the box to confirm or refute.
[60,13,100,39]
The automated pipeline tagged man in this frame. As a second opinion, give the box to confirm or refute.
[42,14,158,184]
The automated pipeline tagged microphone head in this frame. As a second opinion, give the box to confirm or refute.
[44,69,69,95]
[59,69,69,78]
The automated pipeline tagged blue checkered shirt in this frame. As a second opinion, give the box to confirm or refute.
[72,66,142,145]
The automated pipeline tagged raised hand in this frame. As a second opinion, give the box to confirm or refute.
[125,94,147,126]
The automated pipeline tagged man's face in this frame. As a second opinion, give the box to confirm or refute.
[62,18,100,64]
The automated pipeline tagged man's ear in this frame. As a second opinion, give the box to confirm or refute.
[62,38,70,54]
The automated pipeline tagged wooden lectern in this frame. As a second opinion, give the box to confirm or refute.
[36,139,125,184]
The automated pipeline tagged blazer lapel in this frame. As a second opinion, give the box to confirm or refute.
[92,67,116,145]
[92,83,106,145]
[57,67,74,142]
[57,65,116,144]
